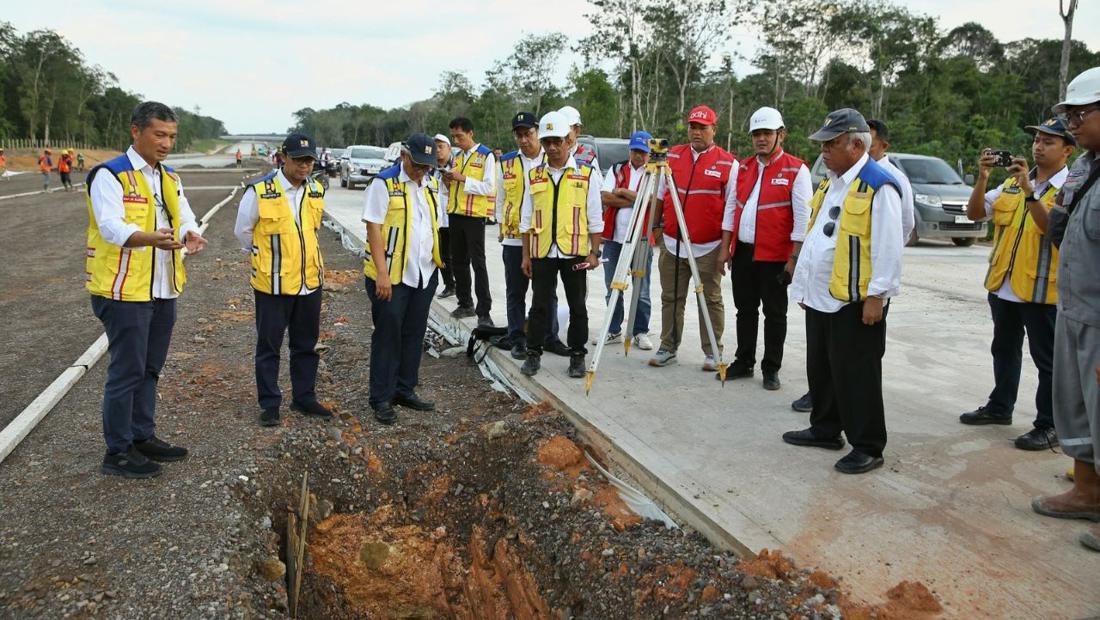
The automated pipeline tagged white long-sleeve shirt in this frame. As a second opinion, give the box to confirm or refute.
[720,154,812,245]
[790,152,904,313]
[877,155,916,242]
[657,145,737,258]
[362,165,439,289]
[234,169,316,295]
[438,143,496,210]
[495,148,544,247]
[519,156,605,259]
[89,146,199,300]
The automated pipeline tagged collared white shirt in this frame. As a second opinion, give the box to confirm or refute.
[980,165,1069,303]
[600,162,647,244]
[495,148,545,247]
[89,146,199,300]
[438,143,496,209]
[519,156,605,259]
[431,159,452,228]
[790,152,904,313]
[720,152,812,245]
[877,155,916,242]
[362,165,438,289]
[658,145,737,258]
[234,169,316,295]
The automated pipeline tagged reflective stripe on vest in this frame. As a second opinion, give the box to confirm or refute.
[983,176,1060,304]
[249,174,326,295]
[528,164,593,259]
[447,145,495,218]
[363,172,443,282]
[662,144,734,244]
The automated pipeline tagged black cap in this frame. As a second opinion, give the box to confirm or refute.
[1026,117,1077,146]
[512,111,537,130]
[809,108,870,142]
[403,133,437,166]
[281,132,318,159]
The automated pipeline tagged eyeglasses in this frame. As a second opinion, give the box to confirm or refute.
[822,205,841,237]
[1058,107,1098,127]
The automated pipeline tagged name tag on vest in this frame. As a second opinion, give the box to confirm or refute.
[1004,186,1022,194]
[389,189,405,197]
[122,195,148,204]
[260,192,281,199]
[770,178,790,186]
[308,191,323,198]
[704,169,721,178]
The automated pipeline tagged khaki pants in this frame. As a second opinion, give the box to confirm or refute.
[1053,314,1100,472]
[658,245,724,356]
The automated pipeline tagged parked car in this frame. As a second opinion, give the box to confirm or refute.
[323,148,346,176]
[340,145,389,190]
[810,152,983,246]
[576,135,630,174]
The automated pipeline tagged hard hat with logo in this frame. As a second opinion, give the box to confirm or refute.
[558,105,583,127]
[539,111,570,139]
[749,107,784,132]
[1053,67,1100,114]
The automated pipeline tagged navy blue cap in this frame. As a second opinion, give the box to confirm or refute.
[808,108,870,142]
[629,130,653,153]
[512,111,537,130]
[403,133,437,166]
[1026,117,1077,146]
[281,133,317,159]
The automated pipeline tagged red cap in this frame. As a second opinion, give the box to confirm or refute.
[687,105,718,126]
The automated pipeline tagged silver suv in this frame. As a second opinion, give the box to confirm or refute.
[340,145,389,190]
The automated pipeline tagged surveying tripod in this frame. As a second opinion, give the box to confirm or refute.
[585,138,727,395]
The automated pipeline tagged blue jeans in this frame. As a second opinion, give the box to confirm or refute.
[502,244,559,344]
[601,240,652,336]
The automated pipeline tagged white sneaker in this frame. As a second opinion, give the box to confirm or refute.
[701,355,718,372]
[648,349,677,367]
[633,333,654,350]
[592,331,622,346]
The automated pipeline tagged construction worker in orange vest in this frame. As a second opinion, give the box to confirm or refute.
[38,148,53,190]
[58,149,74,191]
[0,147,7,182]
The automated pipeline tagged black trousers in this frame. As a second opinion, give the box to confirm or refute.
[527,257,588,356]
[448,214,491,316]
[365,272,437,408]
[438,227,455,289]
[91,296,176,453]
[254,289,321,410]
[806,302,888,457]
[730,242,788,373]
[986,293,1056,429]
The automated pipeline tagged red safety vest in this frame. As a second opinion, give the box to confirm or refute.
[730,149,805,262]
[662,144,735,245]
[601,161,654,242]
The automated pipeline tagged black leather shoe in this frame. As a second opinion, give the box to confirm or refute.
[102,446,162,478]
[133,436,188,462]
[791,392,812,413]
[451,305,475,319]
[834,449,884,474]
[373,403,397,425]
[782,428,845,450]
[259,407,281,427]
[544,340,571,357]
[438,286,456,299]
[567,354,586,378]
[510,342,527,360]
[762,371,781,391]
[959,405,1011,425]
[291,399,333,419]
[521,354,541,376]
[393,393,435,411]
[1015,427,1059,451]
[716,363,753,381]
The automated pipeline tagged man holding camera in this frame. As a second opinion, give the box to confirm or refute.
[1032,67,1100,552]
[960,119,1075,451]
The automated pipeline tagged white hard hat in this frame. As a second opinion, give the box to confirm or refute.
[1054,67,1100,114]
[433,133,450,146]
[538,111,571,139]
[749,107,784,132]
[558,105,583,127]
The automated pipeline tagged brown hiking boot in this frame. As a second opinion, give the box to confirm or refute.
[1032,460,1100,522]
[1082,523,1100,552]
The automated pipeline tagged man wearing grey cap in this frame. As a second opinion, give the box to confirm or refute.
[782,108,904,475]
[362,133,445,425]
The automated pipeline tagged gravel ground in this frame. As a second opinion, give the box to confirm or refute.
[0,171,932,619]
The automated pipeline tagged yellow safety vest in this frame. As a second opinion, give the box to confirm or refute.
[807,159,897,303]
[527,163,595,259]
[249,173,326,295]
[363,168,443,282]
[447,144,495,218]
[85,155,187,302]
[984,176,1060,304]
[499,150,544,241]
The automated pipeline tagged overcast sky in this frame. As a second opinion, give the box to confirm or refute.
[5,0,1098,134]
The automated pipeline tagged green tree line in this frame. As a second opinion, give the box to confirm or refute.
[0,22,226,151]
[293,0,1097,177]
